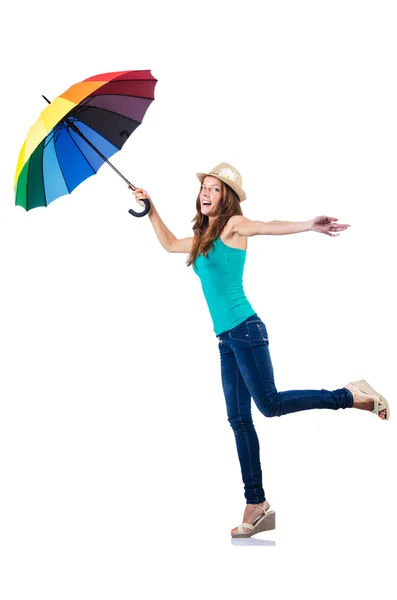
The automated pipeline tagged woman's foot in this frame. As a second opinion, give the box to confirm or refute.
[345,383,387,419]
[231,500,270,535]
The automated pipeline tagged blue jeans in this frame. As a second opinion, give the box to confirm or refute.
[217,314,354,504]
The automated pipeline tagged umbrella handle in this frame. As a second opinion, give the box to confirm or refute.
[128,199,151,218]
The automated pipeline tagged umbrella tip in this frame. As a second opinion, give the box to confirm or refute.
[42,95,51,104]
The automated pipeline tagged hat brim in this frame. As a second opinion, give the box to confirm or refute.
[196,172,246,202]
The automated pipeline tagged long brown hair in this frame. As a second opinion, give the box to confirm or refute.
[186,180,243,267]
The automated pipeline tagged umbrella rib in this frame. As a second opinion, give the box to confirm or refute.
[43,133,54,149]
[63,120,134,187]
[54,125,65,145]
[44,124,63,150]
[71,106,141,132]
[93,76,156,82]
[76,76,157,104]
[64,124,97,177]
[72,93,153,115]
[25,154,32,211]
[41,141,46,207]
[72,119,119,153]
[53,132,71,195]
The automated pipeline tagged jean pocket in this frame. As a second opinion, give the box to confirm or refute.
[257,323,269,342]
[228,322,251,342]
[246,321,269,346]
[257,323,269,343]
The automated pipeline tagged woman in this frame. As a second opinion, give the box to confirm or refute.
[130,162,390,538]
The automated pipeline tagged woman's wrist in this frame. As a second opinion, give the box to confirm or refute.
[305,219,313,232]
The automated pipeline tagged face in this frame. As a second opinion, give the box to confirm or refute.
[199,176,222,218]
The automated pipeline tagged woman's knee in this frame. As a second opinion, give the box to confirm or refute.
[255,383,280,418]
[259,402,280,418]
[227,414,255,434]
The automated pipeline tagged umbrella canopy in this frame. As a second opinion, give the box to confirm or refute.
[14,70,157,212]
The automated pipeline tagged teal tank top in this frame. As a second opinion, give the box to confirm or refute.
[193,237,256,336]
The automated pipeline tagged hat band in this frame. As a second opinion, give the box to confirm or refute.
[210,167,239,184]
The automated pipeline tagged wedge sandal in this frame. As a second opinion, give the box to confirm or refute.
[231,505,276,538]
[350,379,390,420]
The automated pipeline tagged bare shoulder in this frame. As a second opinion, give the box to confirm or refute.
[228,215,250,230]
[221,216,248,250]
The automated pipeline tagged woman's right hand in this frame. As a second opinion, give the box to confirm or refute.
[128,185,152,212]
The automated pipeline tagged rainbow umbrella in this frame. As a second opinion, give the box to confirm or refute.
[14,70,157,216]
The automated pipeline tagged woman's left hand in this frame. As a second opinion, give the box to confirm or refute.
[308,216,350,236]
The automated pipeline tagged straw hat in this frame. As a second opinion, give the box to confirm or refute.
[196,162,246,202]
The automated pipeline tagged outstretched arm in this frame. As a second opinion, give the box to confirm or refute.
[229,215,350,237]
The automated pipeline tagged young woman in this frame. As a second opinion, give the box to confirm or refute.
[130,162,390,538]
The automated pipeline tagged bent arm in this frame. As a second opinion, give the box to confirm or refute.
[230,215,310,236]
[147,205,178,251]
[147,205,193,253]
[132,187,194,252]
[131,188,193,252]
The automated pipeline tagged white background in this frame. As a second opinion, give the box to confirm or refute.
[1,1,396,598]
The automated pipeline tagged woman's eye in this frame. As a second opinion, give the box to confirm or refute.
[201,186,219,192]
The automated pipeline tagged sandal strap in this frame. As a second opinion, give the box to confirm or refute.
[372,396,385,415]
[237,523,254,533]
[235,506,269,533]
